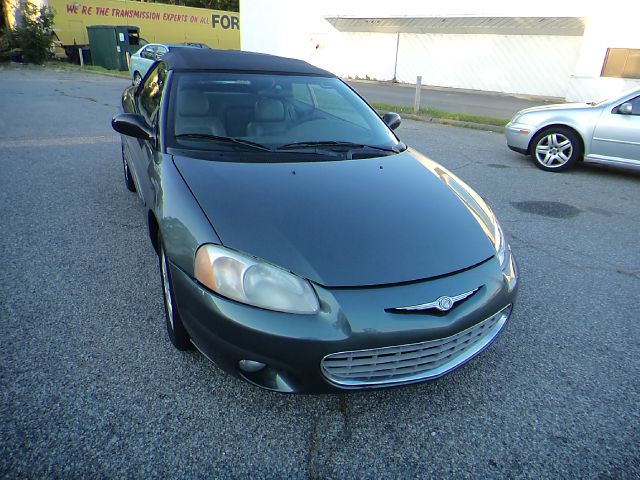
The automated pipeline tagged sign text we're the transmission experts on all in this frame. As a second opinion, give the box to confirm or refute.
[49,0,240,49]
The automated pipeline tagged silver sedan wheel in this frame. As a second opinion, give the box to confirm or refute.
[535,133,573,168]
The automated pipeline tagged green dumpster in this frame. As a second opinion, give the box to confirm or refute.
[86,25,142,71]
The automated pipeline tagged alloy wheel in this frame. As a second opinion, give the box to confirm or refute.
[535,133,573,168]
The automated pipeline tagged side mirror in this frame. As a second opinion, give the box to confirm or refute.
[382,112,402,131]
[618,102,633,115]
[112,113,153,141]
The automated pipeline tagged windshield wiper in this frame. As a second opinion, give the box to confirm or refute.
[175,133,272,151]
[277,141,401,153]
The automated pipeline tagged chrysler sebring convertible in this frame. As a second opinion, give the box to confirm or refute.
[112,49,518,393]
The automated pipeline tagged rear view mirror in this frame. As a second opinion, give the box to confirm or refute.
[382,112,402,130]
[112,113,153,141]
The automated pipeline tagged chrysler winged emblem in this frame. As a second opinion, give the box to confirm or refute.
[390,287,480,313]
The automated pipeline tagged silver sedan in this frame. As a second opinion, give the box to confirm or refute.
[506,87,640,172]
[129,43,202,86]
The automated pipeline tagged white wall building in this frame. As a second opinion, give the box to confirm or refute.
[241,0,640,102]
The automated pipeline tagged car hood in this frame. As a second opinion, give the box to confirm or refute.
[173,149,497,287]
[517,102,596,116]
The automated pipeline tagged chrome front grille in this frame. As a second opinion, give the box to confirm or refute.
[321,305,512,388]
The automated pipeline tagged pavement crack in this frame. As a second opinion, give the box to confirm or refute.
[616,268,640,279]
[306,413,322,480]
[337,395,352,440]
[447,150,480,171]
[57,90,98,103]
[306,396,352,479]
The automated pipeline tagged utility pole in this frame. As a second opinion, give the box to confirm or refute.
[392,32,400,83]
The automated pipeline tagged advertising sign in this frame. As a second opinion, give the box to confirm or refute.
[47,0,240,48]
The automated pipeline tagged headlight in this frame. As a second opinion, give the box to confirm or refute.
[509,112,522,124]
[493,219,508,268]
[194,244,320,314]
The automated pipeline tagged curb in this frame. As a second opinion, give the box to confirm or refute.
[50,67,130,81]
[426,117,505,133]
[375,110,505,133]
[0,61,130,81]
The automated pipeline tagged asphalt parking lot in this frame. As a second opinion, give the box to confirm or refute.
[1,66,639,478]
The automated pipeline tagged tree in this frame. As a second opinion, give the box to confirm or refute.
[1,0,7,30]
[11,1,55,63]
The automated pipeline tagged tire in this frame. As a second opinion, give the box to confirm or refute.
[530,127,582,172]
[121,142,136,193]
[159,235,192,351]
[133,71,142,86]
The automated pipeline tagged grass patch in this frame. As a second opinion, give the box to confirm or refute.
[371,102,508,127]
[44,60,130,79]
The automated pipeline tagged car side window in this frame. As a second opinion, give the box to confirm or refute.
[138,63,168,126]
[155,46,168,60]
[140,46,154,60]
[628,96,640,116]
[615,95,640,116]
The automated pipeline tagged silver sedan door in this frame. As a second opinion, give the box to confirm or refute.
[590,95,640,166]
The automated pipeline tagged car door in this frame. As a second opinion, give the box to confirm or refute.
[129,62,168,206]
[590,94,640,166]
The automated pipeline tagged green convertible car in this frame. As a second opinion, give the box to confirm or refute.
[111,49,518,393]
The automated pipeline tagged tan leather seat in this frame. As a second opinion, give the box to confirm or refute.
[175,90,226,136]
[246,98,289,136]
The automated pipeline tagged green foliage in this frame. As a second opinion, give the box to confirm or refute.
[12,1,55,64]
[0,22,22,62]
[144,0,239,12]
[44,59,130,78]
[1,0,7,29]
[0,28,15,61]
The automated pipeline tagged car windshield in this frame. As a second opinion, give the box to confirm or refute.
[167,72,403,159]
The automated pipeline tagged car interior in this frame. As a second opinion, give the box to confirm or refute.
[170,75,377,149]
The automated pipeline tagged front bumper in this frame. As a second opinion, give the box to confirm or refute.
[170,252,518,393]
[505,121,536,155]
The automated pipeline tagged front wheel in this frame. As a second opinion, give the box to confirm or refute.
[159,235,192,351]
[530,127,582,172]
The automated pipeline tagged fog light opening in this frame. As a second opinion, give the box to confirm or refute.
[239,359,267,373]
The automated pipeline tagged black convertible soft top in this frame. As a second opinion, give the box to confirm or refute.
[162,49,334,77]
